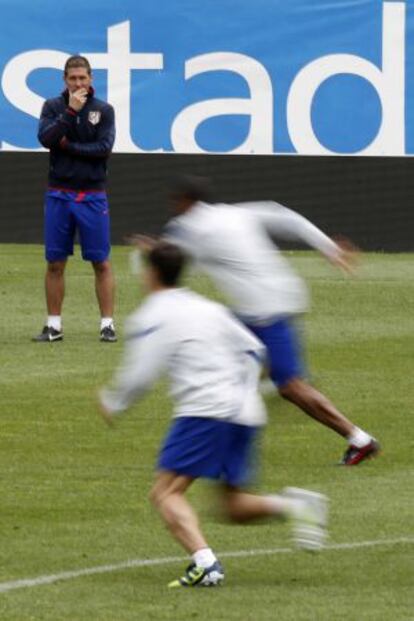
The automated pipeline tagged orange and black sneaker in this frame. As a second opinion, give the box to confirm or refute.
[340,439,380,466]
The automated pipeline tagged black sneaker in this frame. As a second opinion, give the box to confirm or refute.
[340,439,380,466]
[100,326,117,342]
[32,326,63,342]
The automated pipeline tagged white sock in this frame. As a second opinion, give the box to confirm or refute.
[265,494,298,519]
[265,494,303,519]
[47,315,61,331]
[348,427,372,448]
[192,547,217,569]
[100,317,114,330]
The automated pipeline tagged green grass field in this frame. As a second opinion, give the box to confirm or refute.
[1,244,413,621]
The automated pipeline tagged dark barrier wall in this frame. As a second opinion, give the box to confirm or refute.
[0,153,412,251]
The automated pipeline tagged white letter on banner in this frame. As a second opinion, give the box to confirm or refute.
[86,21,164,153]
[171,52,273,154]
[287,2,405,155]
[1,50,69,151]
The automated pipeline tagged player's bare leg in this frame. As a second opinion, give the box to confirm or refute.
[92,260,117,342]
[222,486,293,522]
[46,259,67,315]
[278,378,380,464]
[150,472,207,553]
[150,471,224,587]
[279,377,353,436]
[32,260,66,341]
[221,486,328,550]
[92,259,114,317]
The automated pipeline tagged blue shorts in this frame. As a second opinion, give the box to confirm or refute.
[44,188,110,263]
[158,416,259,488]
[245,318,304,388]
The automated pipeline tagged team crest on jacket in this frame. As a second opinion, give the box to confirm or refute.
[88,110,101,125]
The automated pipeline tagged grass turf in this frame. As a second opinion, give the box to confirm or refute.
[0,244,413,620]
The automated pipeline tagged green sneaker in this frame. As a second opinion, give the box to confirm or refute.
[168,561,224,588]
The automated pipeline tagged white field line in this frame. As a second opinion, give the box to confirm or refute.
[1,536,413,594]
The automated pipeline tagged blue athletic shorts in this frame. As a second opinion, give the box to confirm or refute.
[245,318,304,388]
[44,188,110,263]
[158,416,259,488]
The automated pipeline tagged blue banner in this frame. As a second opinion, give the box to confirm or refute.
[0,1,412,155]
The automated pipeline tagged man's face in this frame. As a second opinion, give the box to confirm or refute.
[64,67,92,93]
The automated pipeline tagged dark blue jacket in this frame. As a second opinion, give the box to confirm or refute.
[38,88,115,191]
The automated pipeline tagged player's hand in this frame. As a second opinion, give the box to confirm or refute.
[126,234,158,253]
[329,237,360,275]
[69,88,88,112]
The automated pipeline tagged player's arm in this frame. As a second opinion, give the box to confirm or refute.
[222,311,267,405]
[37,100,78,149]
[98,321,168,423]
[61,105,115,158]
[245,201,355,272]
[225,312,267,362]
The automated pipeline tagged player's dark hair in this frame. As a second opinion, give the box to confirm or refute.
[64,55,92,76]
[170,174,213,204]
[147,242,186,287]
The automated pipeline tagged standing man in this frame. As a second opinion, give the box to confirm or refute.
[99,242,328,588]
[33,55,116,343]
[160,176,380,466]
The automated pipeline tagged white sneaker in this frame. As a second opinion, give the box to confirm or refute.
[283,487,329,551]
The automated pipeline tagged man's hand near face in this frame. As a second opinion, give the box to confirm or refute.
[69,88,88,112]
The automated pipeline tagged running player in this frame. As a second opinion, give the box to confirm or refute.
[33,55,116,343]
[99,242,328,588]
[161,176,379,466]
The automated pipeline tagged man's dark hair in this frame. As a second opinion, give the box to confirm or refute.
[170,174,213,204]
[147,242,186,287]
[64,55,92,76]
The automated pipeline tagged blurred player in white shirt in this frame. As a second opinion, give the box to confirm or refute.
[161,176,379,466]
[99,242,328,588]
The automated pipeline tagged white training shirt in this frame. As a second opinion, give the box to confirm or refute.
[165,201,340,324]
[100,288,267,427]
